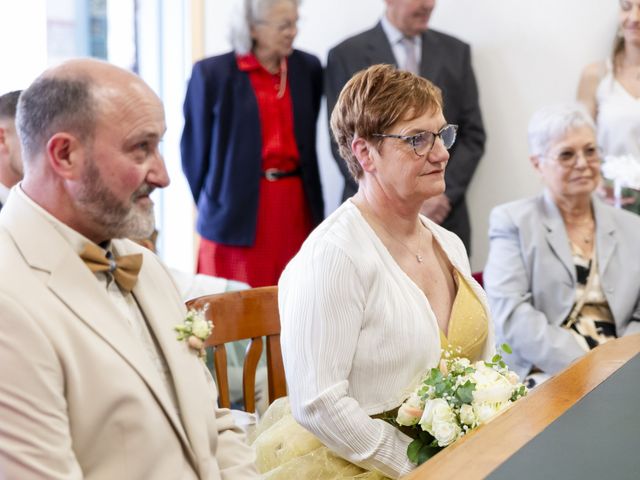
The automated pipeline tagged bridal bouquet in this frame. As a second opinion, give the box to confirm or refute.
[396,345,527,466]
[601,154,640,191]
[601,154,640,209]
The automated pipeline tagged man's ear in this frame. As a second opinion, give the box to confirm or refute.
[46,133,84,179]
[352,136,376,174]
[0,127,7,153]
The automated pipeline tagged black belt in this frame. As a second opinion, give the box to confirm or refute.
[262,168,301,181]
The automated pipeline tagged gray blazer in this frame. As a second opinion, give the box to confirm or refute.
[325,22,486,252]
[484,191,640,379]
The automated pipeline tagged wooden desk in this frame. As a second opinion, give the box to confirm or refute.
[403,334,640,479]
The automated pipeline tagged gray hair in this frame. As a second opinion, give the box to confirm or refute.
[16,76,96,161]
[229,0,300,54]
[527,103,596,157]
[0,90,21,119]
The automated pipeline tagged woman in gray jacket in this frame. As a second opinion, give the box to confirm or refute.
[484,103,640,386]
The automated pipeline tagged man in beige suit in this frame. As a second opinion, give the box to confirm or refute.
[0,59,259,479]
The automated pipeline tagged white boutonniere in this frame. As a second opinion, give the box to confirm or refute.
[174,304,213,360]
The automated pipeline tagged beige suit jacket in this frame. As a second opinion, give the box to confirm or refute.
[0,192,259,480]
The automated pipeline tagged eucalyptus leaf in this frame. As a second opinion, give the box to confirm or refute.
[456,380,476,404]
[407,439,423,465]
[416,443,441,465]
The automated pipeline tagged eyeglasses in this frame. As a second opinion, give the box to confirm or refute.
[544,145,602,169]
[619,0,640,12]
[254,19,298,33]
[372,124,458,157]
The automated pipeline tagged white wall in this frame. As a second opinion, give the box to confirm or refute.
[431,0,617,269]
[202,0,618,271]
[0,0,47,93]
[136,0,195,272]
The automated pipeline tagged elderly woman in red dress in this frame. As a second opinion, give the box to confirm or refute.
[181,0,324,287]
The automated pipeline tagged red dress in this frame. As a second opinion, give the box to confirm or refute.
[197,54,313,287]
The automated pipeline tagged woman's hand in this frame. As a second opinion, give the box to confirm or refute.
[420,194,451,224]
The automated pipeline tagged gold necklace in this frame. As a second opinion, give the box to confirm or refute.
[566,221,594,244]
[563,216,593,226]
[366,209,426,263]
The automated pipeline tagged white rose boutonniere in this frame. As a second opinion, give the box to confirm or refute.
[174,304,213,360]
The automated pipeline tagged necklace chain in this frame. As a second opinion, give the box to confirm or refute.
[564,217,595,244]
[366,209,426,263]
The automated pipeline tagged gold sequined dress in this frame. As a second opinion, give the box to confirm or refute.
[251,270,489,479]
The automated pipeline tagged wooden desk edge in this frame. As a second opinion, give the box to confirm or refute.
[402,334,640,479]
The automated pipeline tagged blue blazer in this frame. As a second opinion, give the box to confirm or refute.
[181,50,324,246]
[484,191,640,379]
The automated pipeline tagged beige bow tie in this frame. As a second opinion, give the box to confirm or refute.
[80,243,143,293]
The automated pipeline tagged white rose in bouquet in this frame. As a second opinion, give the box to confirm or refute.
[396,393,424,427]
[432,419,461,447]
[459,404,477,427]
[419,398,453,431]
[470,362,513,404]
[472,402,503,424]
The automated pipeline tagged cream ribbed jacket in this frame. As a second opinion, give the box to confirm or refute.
[279,201,495,479]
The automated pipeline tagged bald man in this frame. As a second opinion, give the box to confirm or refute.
[0,60,259,480]
[0,90,23,209]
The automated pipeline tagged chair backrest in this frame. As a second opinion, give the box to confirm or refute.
[186,286,286,413]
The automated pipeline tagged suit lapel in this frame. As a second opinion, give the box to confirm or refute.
[124,249,210,479]
[593,197,617,276]
[1,194,198,473]
[419,30,444,83]
[365,23,398,67]
[540,192,575,283]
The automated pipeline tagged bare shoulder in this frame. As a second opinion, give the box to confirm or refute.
[583,60,607,79]
[577,61,607,114]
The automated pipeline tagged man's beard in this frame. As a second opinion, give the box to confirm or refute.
[76,158,156,240]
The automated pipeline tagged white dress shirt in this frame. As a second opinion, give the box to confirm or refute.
[380,14,422,72]
[0,182,10,206]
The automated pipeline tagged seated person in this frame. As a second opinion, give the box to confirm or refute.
[484,103,640,386]
[255,65,494,479]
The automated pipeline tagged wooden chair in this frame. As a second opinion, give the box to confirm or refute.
[186,286,286,413]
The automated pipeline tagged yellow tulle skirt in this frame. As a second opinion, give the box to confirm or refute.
[249,397,390,479]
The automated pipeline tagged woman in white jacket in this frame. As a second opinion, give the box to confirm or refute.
[258,64,494,480]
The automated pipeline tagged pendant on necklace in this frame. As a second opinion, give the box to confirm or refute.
[416,254,424,263]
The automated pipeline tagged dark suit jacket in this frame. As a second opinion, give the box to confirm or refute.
[181,50,324,246]
[325,22,485,252]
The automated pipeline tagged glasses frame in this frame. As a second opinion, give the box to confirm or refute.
[372,124,458,157]
[254,19,298,33]
[619,0,640,12]
[543,145,603,169]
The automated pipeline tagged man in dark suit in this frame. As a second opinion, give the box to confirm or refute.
[326,0,485,253]
[0,90,23,210]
